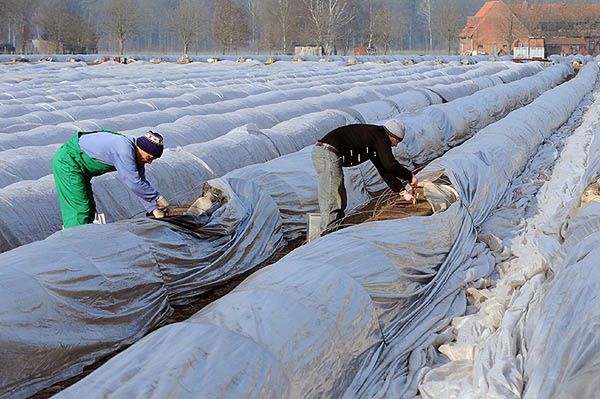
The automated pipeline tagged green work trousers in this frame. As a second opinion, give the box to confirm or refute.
[52,131,116,228]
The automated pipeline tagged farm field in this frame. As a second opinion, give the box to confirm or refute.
[0,54,598,399]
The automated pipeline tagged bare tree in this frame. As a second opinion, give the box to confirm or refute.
[435,0,463,55]
[419,0,434,52]
[301,0,355,54]
[267,0,292,53]
[372,2,401,54]
[172,0,206,57]
[37,0,97,54]
[365,0,376,49]
[242,0,261,52]
[104,0,139,55]
[1,0,36,52]
[212,0,250,54]
[36,0,72,53]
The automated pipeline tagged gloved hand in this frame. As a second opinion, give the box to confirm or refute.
[156,195,170,211]
[151,195,170,218]
[152,208,166,218]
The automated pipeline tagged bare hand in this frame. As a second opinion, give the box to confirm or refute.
[411,175,418,189]
[399,190,415,202]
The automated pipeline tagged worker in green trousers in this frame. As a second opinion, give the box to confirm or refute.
[52,130,170,228]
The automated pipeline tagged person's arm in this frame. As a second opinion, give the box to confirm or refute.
[372,161,407,192]
[373,137,413,185]
[112,150,160,212]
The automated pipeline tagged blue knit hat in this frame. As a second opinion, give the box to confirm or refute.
[136,131,164,158]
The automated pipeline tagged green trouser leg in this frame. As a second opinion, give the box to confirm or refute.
[53,147,96,227]
[52,131,117,228]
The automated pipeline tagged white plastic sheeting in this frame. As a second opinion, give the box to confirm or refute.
[419,68,600,399]
[0,60,436,122]
[0,60,535,396]
[0,61,500,150]
[0,144,61,187]
[0,178,284,399]
[349,60,599,398]
[0,53,495,69]
[0,62,525,251]
[393,63,572,166]
[53,63,599,399]
[0,62,444,146]
[225,146,371,240]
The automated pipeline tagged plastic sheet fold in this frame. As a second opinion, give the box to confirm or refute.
[53,63,597,399]
[0,178,284,399]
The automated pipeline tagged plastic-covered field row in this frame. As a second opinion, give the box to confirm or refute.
[0,60,446,128]
[0,53,499,74]
[0,63,578,398]
[0,61,506,147]
[0,62,526,187]
[1,58,413,100]
[0,62,525,251]
[50,63,598,399]
[419,69,600,398]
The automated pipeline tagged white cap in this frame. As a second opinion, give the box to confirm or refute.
[383,120,405,140]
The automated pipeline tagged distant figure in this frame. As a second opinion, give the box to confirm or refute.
[312,122,417,235]
[52,130,170,228]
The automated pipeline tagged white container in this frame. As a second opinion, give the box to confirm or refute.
[307,212,322,242]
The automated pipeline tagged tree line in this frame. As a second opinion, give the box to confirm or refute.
[0,0,488,56]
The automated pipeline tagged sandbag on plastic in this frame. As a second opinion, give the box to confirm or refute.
[0,177,284,399]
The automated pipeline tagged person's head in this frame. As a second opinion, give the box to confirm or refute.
[383,120,405,147]
[135,131,164,165]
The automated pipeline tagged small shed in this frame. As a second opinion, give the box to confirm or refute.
[294,45,324,57]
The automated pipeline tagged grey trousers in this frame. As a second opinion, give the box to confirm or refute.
[312,145,347,234]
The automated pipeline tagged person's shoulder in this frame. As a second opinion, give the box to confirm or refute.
[112,134,135,152]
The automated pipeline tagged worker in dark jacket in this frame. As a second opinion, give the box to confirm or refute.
[312,122,417,235]
[52,130,170,228]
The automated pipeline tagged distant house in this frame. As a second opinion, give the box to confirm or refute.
[294,45,324,57]
[460,1,600,57]
[30,39,62,54]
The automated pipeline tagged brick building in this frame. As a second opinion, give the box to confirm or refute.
[460,1,600,57]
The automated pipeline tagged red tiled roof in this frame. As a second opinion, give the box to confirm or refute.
[462,1,600,41]
[545,37,587,46]
[508,3,600,24]
[460,1,503,38]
